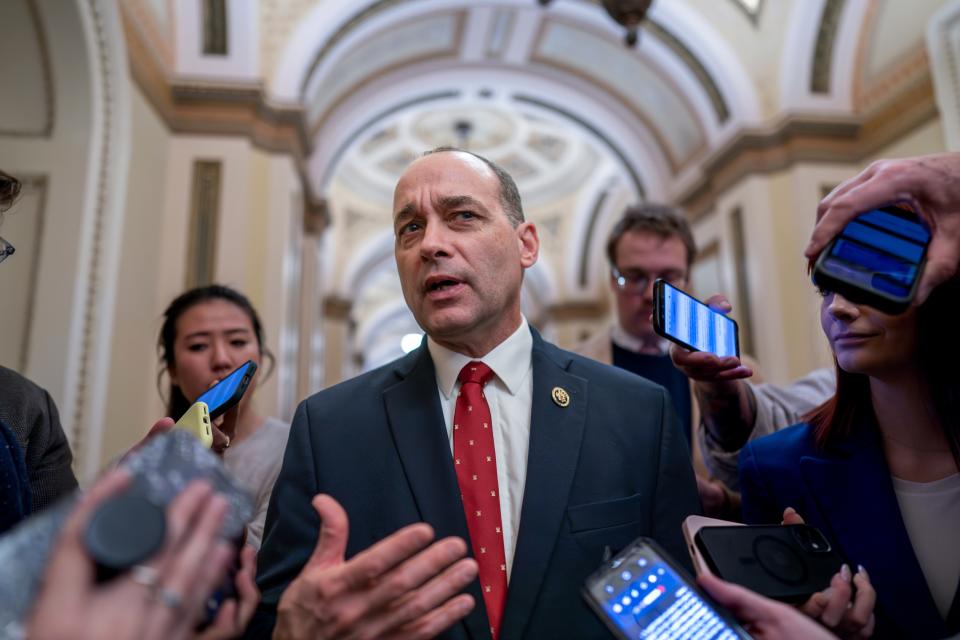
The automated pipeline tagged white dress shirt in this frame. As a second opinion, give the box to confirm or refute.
[428,318,533,581]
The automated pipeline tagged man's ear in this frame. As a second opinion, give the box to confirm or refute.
[517,222,539,268]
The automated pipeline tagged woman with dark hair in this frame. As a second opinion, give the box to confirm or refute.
[158,284,289,549]
[740,278,960,639]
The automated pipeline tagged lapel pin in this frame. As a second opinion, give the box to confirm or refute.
[551,386,570,407]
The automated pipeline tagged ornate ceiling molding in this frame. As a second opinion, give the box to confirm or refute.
[678,69,937,219]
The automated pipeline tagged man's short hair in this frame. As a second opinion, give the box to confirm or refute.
[606,203,697,270]
[422,147,525,227]
[0,170,21,214]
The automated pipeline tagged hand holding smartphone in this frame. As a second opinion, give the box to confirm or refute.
[812,205,931,313]
[653,280,740,358]
[693,524,844,604]
[583,537,751,639]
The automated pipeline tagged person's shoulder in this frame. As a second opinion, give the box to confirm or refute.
[540,339,667,394]
[0,366,46,400]
[300,350,419,409]
[744,421,818,461]
[569,328,612,364]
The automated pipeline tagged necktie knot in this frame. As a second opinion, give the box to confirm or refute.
[458,361,494,386]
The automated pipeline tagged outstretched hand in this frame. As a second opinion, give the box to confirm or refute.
[274,494,478,640]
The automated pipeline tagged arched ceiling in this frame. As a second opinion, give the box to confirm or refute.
[116,0,945,366]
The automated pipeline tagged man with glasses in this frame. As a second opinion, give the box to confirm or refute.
[576,204,744,514]
[0,170,78,527]
[577,204,698,442]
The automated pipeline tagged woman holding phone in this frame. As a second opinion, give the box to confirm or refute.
[158,284,290,549]
[739,278,960,639]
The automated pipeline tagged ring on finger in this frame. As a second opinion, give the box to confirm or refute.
[155,586,184,610]
[131,564,160,591]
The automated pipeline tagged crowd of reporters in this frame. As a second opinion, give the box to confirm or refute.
[0,151,958,639]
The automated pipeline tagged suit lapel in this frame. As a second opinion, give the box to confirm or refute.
[382,347,489,640]
[499,334,588,639]
[800,425,946,638]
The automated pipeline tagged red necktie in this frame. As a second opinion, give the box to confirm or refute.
[454,361,507,639]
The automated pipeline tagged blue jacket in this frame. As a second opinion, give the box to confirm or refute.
[740,419,960,639]
[247,328,701,639]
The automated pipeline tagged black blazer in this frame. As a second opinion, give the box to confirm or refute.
[740,418,960,639]
[248,329,700,639]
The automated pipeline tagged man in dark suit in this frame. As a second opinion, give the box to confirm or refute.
[251,148,700,639]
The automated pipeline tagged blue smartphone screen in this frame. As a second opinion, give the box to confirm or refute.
[195,361,254,416]
[663,285,738,358]
[820,208,930,299]
[595,553,741,639]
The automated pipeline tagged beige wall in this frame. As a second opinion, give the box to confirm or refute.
[97,119,304,468]
[101,85,170,463]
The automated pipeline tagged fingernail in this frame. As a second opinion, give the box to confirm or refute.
[840,563,851,582]
[857,564,868,580]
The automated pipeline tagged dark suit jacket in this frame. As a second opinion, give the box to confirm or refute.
[740,419,960,640]
[248,329,700,639]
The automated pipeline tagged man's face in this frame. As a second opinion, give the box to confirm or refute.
[611,230,689,340]
[393,152,539,357]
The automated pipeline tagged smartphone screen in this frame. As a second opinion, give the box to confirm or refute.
[816,207,930,303]
[657,281,739,358]
[584,539,747,640]
[195,360,257,418]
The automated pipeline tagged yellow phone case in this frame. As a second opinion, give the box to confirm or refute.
[174,401,213,449]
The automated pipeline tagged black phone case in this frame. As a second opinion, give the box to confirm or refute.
[695,525,844,603]
[196,360,257,419]
[652,280,741,357]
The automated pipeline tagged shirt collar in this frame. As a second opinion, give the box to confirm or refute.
[428,317,533,400]
[611,322,669,356]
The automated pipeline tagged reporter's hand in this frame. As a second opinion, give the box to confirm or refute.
[27,472,235,640]
[669,295,752,383]
[698,573,838,640]
[127,417,176,454]
[799,565,876,639]
[197,545,260,640]
[273,495,478,640]
[782,508,876,639]
[807,153,960,303]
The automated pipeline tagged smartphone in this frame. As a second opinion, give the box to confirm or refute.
[653,280,739,358]
[583,537,752,640]
[694,525,844,603]
[812,205,931,314]
[682,515,743,577]
[194,360,258,420]
[174,401,213,449]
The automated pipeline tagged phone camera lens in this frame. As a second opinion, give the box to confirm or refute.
[790,525,832,554]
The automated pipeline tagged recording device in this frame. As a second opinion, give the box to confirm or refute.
[583,537,751,640]
[0,430,254,630]
[194,359,257,420]
[812,205,931,314]
[653,280,739,358]
[694,524,844,603]
[84,430,254,581]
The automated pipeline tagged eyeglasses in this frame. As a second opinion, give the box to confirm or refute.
[611,267,685,293]
[0,236,15,265]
